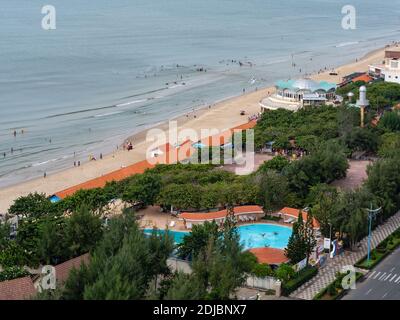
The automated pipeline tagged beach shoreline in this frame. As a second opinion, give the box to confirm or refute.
[0,43,394,213]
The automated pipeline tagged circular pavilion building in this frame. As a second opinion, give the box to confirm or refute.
[260,78,337,112]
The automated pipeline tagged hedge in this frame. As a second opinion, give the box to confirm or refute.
[354,226,400,270]
[281,266,318,296]
[313,272,363,300]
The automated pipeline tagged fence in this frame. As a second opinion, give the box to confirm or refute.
[166,258,282,296]
[245,276,281,296]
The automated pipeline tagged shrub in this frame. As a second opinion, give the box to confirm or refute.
[281,266,318,296]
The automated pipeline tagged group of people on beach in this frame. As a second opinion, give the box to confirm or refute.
[123,141,133,151]
[248,113,261,122]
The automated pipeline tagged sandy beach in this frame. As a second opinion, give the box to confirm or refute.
[0,43,394,213]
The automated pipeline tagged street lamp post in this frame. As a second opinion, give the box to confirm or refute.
[366,204,382,267]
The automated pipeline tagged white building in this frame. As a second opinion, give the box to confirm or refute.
[259,78,337,112]
[369,48,400,84]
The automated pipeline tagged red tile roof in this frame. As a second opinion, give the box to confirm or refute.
[56,159,155,199]
[279,207,320,229]
[0,276,36,300]
[231,120,257,131]
[352,74,373,83]
[55,120,256,199]
[199,120,257,147]
[249,248,289,265]
[179,205,264,221]
[55,253,90,284]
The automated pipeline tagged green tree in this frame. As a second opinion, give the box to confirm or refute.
[122,173,161,206]
[177,221,220,259]
[275,263,295,282]
[8,192,56,218]
[378,132,400,158]
[285,212,306,264]
[379,111,400,132]
[65,205,103,258]
[257,156,290,174]
[255,170,290,213]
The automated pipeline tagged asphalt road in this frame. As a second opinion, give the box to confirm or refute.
[343,247,400,300]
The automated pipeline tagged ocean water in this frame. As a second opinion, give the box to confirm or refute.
[1,0,400,187]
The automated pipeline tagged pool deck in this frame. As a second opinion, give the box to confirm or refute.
[137,206,298,265]
[137,205,294,231]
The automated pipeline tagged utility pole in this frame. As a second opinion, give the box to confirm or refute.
[366,204,382,266]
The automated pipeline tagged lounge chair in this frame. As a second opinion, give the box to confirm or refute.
[186,222,192,230]
[284,217,295,224]
[169,221,176,228]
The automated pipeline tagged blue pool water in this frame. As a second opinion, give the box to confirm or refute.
[144,229,189,244]
[144,223,292,250]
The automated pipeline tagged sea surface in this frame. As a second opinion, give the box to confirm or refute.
[1,0,400,187]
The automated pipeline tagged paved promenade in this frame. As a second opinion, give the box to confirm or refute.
[290,211,400,300]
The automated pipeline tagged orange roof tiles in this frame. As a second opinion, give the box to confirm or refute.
[0,276,36,300]
[55,253,90,284]
[231,120,257,131]
[352,74,373,83]
[179,205,264,221]
[56,159,155,199]
[200,130,232,147]
[54,120,256,199]
[249,247,289,265]
[279,207,320,229]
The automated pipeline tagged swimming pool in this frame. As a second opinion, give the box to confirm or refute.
[143,223,292,250]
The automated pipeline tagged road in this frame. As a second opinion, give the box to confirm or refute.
[343,247,400,300]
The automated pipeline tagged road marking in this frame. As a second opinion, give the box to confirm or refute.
[395,275,400,283]
[379,272,387,280]
[390,267,396,273]
[365,289,372,295]
[384,273,392,281]
[382,292,388,299]
[374,272,381,279]
[368,271,376,278]
[389,274,397,282]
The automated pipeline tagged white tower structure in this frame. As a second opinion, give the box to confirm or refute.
[356,86,369,128]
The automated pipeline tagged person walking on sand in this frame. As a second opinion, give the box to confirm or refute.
[44,172,47,178]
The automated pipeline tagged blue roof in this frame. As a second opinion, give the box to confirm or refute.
[49,195,61,203]
[276,79,336,92]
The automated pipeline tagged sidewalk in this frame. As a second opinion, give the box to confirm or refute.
[290,211,400,300]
